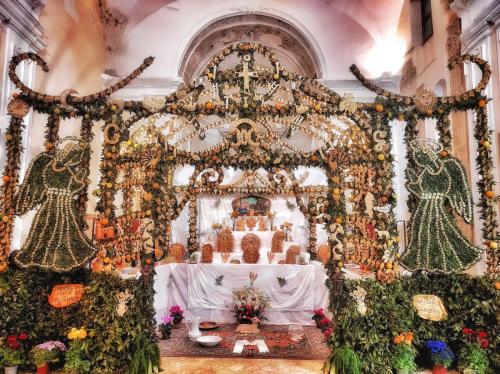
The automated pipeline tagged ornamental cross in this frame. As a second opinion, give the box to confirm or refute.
[238,59,258,95]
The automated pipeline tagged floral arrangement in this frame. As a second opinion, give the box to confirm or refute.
[458,328,489,374]
[311,308,334,339]
[425,340,454,368]
[232,272,271,324]
[30,341,66,368]
[159,315,174,339]
[169,304,184,326]
[392,332,417,372]
[64,327,90,373]
[0,333,28,367]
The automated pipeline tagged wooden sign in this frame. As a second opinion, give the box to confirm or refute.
[48,284,84,308]
[412,294,447,321]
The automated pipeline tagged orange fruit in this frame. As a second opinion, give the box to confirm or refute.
[485,191,495,199]
[375,104,384,113]
[478,99,486,108]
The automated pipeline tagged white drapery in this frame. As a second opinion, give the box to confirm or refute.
[153,262,330,325]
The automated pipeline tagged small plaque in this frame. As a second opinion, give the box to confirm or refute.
[48,284,84,308]
[412,294,447,321]
[7,99,29,118]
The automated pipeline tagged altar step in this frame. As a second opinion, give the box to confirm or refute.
[160,356,324,374]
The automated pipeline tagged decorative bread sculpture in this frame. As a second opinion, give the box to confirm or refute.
[201,243,214,263]
[271,230,286,253]
[285,245,301,264]
[317,244,331,264]
[236,316,261,334]
[241,233,261,264]
[217,228,234,253]
[169,242,186,262]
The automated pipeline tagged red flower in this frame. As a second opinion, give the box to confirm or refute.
[323,328,333,338]
[9,341,21,350]
[481,339,489,349]
[478,331,487,339]
[462,328,472,334]
[18,332,28,341]
[319,317,331,326]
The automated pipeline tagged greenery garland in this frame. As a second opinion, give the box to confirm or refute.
[474,104,499,277]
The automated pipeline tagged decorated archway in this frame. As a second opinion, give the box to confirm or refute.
[0,43,497,372]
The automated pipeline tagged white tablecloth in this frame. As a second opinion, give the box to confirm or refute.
[153,262,329,325]
[186,263,315,311]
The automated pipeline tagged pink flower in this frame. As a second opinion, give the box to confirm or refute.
[169,304,183,316]
[161,315,174,325]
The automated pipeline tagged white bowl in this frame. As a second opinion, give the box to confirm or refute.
[197,335,222,347]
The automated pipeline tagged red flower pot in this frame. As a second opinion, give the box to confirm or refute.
[36,364,50,374]
[432,365,447,374]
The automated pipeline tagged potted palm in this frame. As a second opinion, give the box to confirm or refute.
[391,332,417,374]
[323,345,361,374]
[31,341,66,374]
[424,340,454,374]
[458,328,489,374]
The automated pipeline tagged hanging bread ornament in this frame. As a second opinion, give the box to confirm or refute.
[7,98,29,118]
[104,123,121,145]
[414,85,436,113]
[59,89,79,108]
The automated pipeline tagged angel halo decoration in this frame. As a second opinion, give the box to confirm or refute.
[401,139,482,273]
[12,137,97,272]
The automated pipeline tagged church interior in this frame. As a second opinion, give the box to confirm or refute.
[0,1,499,373]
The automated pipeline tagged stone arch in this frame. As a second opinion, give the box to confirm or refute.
[178,12,325,83]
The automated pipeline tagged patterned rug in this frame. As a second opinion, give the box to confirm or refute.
[159,323,330,360]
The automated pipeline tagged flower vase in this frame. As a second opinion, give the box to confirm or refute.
[432,365,447,374]
[396,369,409,374]
[173,318,182,329]
[4,366,18,374]
[36,364,50,374]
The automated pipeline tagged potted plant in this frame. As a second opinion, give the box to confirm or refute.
[169,305,184,328]
[64,327,90,374]
[392,332,417,374]
[312,308,325,328]
[0,333,28,374]
[324,345,361,374]
[31,341,66,374]
[458,328,489,374]
[425,340,455,374]
[158,315,174,339]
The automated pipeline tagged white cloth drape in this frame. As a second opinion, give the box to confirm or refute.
[153,262,329,325]
[186,263,316,311]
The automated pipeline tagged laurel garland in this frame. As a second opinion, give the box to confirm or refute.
[436,110,452,153]
[0,116,24,262]
[474,103,499,277]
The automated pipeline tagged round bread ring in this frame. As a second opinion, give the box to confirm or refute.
[104,123,121,145]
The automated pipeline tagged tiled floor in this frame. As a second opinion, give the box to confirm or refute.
[160,356,324,374]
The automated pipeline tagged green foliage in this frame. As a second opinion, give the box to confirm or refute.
[64,340,91,374]
[391,344,417,371]
[127,333,160,374]
[0,268,157,373]
[329,345,361,374]
[458,343,489,374]
[333,273,499,373]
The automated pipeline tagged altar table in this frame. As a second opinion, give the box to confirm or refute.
[153,262,329,325]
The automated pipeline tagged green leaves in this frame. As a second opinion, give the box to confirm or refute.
[332,274,499,373]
